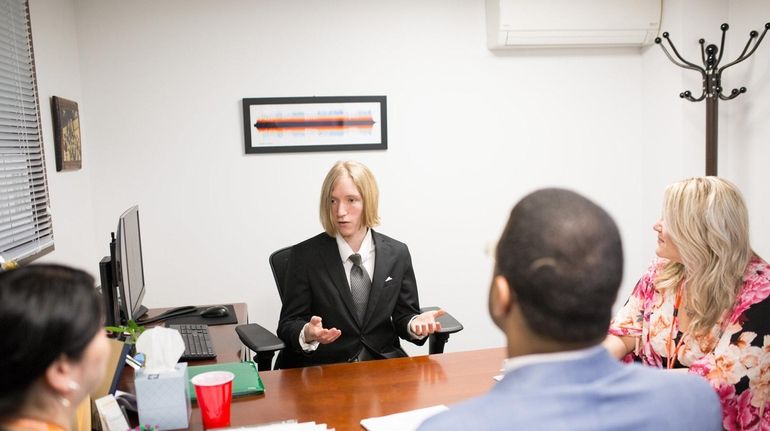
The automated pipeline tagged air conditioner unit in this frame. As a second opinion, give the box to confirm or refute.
[486,0,661,49]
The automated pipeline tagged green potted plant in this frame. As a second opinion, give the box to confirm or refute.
[105,319,145,345]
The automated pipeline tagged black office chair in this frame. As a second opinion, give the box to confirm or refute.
[236,246,464,370]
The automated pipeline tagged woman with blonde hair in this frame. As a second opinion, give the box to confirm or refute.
[604,177,770,430]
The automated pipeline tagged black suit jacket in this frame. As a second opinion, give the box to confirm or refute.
[276,230,425,368]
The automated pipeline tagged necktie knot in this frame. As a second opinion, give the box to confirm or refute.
[350,253,362,266]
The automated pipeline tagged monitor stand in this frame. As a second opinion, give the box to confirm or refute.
[133,305,149,321]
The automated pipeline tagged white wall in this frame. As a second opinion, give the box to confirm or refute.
[726,1,770,260]
[26,0,770,355]
[28,0,101,271]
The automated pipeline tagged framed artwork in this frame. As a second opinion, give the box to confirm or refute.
[242,96,387,154]
[51,96,82,171]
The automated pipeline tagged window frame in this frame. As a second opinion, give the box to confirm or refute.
[0,0,55,267]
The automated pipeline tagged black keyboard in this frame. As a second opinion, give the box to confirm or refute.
[166,323,217,361]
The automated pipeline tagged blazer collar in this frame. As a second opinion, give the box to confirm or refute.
[363,230,392,327]
[319,233,360,325]
[318,230,393,329]
[496,346,622,390]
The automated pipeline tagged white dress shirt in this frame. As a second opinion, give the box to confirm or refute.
[336,229,375,287]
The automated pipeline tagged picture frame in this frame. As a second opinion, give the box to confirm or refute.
[51,96,82,171]
[242,96,387,154]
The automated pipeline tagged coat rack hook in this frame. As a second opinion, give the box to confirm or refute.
[656,23,769,176]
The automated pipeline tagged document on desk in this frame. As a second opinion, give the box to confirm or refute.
[187,361,264,401]
[223,421,332,430]
[360,405,448,431]
[94,395,131,431]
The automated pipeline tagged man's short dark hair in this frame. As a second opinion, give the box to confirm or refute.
[495,188,623,343]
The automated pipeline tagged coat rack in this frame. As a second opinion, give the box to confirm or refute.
[655,23,770,176]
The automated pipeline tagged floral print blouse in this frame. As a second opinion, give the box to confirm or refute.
[609,255,770,431]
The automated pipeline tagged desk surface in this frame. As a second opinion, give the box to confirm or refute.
[143,303,248,363]
[208,348,505,431]
[131,305,506,431]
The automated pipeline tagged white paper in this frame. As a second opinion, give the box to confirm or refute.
[94,394,130,431]
[221,421,332,430]
[360,405,448,431]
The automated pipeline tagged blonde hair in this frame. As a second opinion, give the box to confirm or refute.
[656,177,751,335]
[319,161,381,236]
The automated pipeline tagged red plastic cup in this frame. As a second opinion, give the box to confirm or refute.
[191,371,235,429]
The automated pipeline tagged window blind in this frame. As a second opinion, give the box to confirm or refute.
[0,0,54,265]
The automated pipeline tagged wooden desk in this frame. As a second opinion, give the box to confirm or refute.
[206,348,505,431]
[125,304,506,431]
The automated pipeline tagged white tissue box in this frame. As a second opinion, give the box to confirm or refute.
[135,362,191,430]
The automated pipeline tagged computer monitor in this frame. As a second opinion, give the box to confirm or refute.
[115,205,148,322]
[99,205,148,325]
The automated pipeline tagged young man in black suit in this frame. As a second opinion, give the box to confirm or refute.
[276,160,444,368]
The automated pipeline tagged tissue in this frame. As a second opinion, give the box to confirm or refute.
[134,327,191,430]
[135,327,185,372]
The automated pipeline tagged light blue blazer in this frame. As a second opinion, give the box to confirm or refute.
[419,347,722,431]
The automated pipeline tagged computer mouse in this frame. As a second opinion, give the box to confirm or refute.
[200,305,229,318]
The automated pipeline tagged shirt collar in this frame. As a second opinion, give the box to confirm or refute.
[502,344,605,375]
[336,229,373,262]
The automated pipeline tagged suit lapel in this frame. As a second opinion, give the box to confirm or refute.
[364,230,390,328]
[318,235,360,325]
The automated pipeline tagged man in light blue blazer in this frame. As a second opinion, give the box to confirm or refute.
[419,188,722,431]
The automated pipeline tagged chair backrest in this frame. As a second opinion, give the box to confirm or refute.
[269,246,292,302]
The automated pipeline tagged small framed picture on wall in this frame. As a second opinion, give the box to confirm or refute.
[51,96,82,171]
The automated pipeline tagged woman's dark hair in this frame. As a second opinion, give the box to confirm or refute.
[0,264,103,419]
